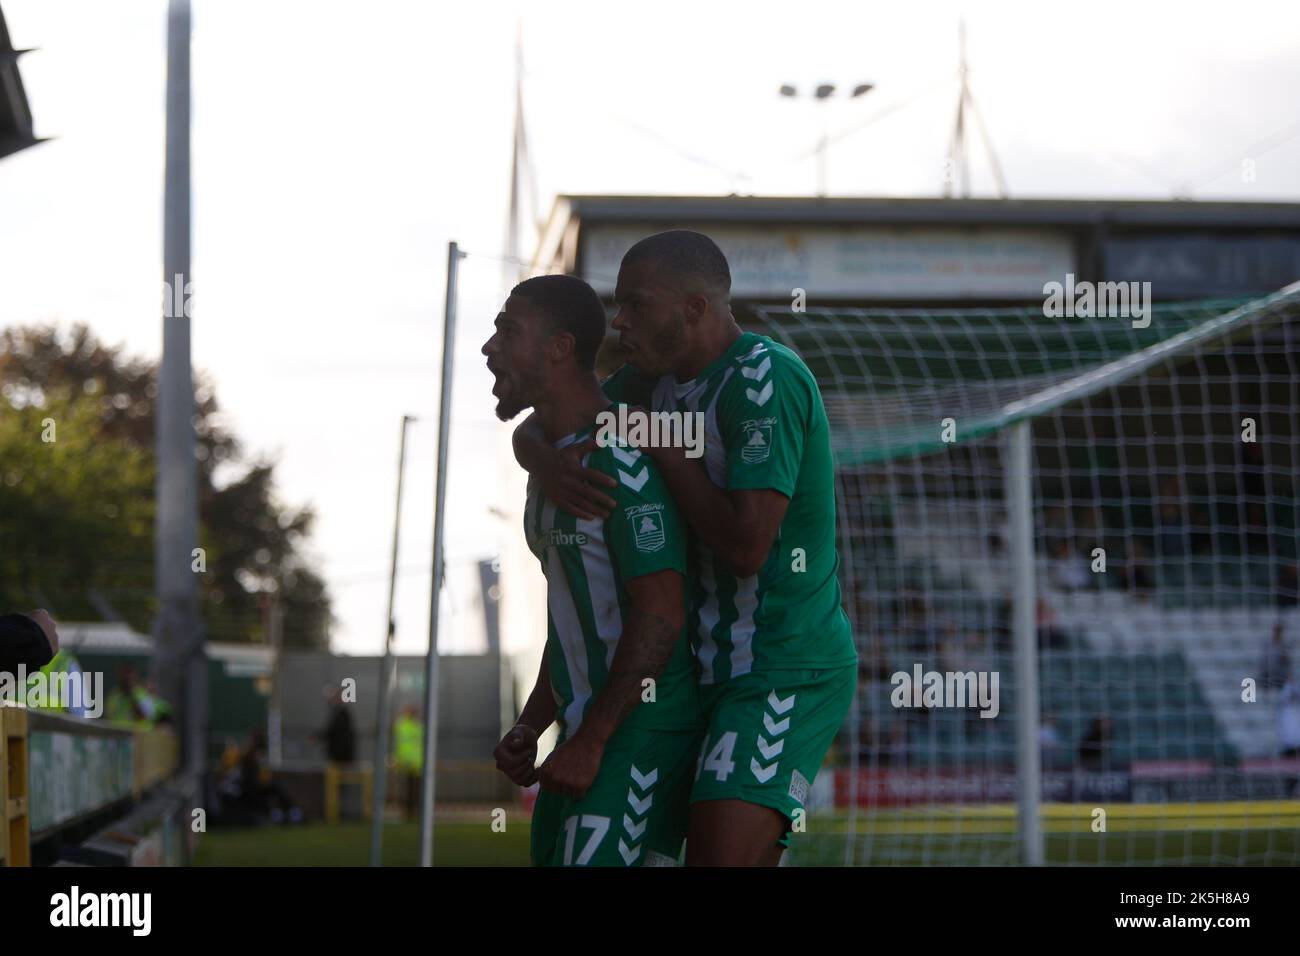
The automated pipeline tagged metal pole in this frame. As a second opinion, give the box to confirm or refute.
[816,104,828,198]
[267,586,283,766]
[155,0,206,783]
[419,242,462,867]
[1004,420,1043,865]
[370,414,415,867]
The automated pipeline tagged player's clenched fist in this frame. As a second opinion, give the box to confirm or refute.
[493,724,539,787]
[537,731,604,800]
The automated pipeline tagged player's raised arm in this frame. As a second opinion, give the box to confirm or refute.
[645,451,788,579]
[512,412,617,520]
[645,350,810,578]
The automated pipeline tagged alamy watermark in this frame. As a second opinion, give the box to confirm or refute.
[50,886,151,936]
[1042,273,1151,329]
[594,406,705,459]
[0,665,104,718]
[890,664,1000,718]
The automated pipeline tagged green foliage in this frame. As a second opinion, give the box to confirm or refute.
[0,392,155,625]
[0,323,331,647]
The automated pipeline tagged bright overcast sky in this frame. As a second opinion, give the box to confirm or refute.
[2,0,1298,657]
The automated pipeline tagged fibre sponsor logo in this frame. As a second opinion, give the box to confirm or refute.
[50,886,151,936]
[536,529,588,549]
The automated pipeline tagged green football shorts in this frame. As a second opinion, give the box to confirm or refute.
[689,665,855,838]
[531,724,703,867]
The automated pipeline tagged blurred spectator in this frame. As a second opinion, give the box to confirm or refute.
[1076,506,1102,541]
[898,592,935,657]
[937,620,964,672]
[1037,598,1069,650]
[1155,476,1190,560]
[1043,505,1071,557]
[1277,676,1300,759]
[106,665,151,726]
[851,592,891,681]
[882,721,909,768]
[1078,715,1113,771]
[32,644,87,717]
[962,630,991,675]
[319,686,356,765]
[1276,562,1299,609]
[856,718,875,764]
[993,595,1013,652]
[1048,540,1090,592]
[394,705,424,815]
[1121,541,1155,596]
[1260,621,1291,692]
[238,731,303,825]
[0,609,57,674]
[144,678,174,726]
[1039,714,1063,769]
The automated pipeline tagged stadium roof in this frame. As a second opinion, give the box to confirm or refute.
[537,194,1300,303]
[545,193,1300,230]
[0,3,43,161]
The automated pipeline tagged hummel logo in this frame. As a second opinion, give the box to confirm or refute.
[767,690,795,714]
[627,789,653,816]
[630,765,658,790]
[740,357,771,380]
[619,839,642,865]
[610,445,642,468]
[756,735,784,761]
[763,712,790,736]
[750,758,777,783]
[623,814,647,840]
[745,381,773,407]
[619,467,649,492]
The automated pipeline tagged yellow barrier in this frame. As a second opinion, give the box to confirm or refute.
[132,727,180,798]
[0,704,31,867]
[323,763,374,824]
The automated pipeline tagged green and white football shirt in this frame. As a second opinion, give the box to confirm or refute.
[603,333,857,684]
[524,405,702,738]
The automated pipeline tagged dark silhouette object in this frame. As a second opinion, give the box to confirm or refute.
[1078,715,1113,771]
[321,687,356,765]
[0,610,56,674]
[235,731,303,825]
[1260,621,1291,692]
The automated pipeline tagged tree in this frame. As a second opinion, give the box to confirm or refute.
[0,323,331,647]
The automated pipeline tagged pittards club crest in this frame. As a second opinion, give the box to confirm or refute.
[741,418,775,464]
[629,511,666,552]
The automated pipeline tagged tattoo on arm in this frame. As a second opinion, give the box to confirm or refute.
[583,608,680,739]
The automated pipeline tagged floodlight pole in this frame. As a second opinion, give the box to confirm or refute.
[418,242,463,867]
[1003,419,1043,866]
[156,0,207,785]
[370,414,415,866]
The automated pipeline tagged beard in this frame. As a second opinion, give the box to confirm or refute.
[628,314,686,379]
[492,367,540,421]
[494,393,528,422]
